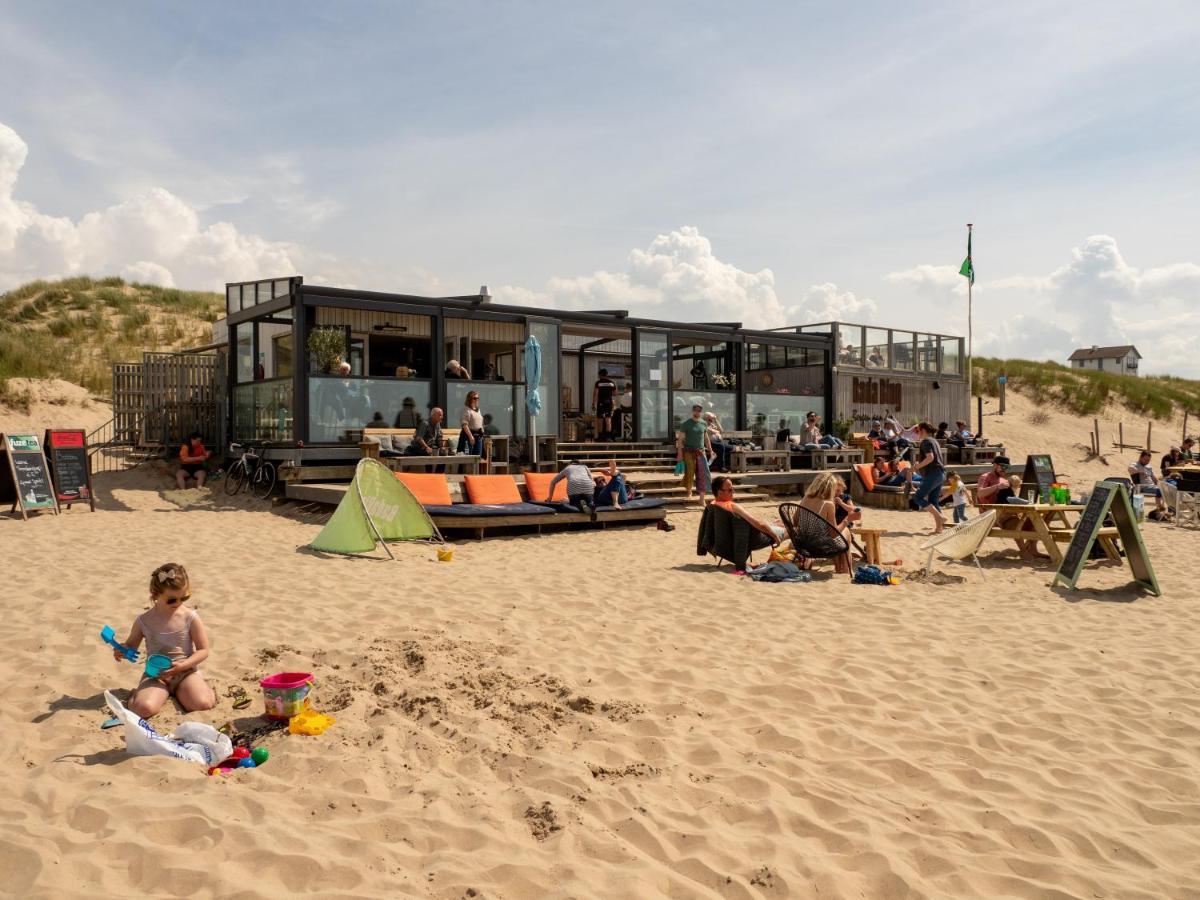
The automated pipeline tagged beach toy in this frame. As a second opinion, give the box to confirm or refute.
[437,546,454,562]
[289,707,336,736]
[260,672,314,719]
[100,625,139,663]
[231,746,250,760]
[236,758,256,768]
[144,654,173,679]
[251,747,269,765]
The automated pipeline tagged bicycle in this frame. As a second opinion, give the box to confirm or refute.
[224,442,277,499]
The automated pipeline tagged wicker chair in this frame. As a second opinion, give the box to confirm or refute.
[696,503,775,570]
[778,502,853,577]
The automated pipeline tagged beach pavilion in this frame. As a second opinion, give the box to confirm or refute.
[221,276,968,461]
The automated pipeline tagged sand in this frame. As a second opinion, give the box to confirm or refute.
[2,388,1199,898]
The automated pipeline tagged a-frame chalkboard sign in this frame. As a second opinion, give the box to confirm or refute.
[1052,480,1160,596]
[45,429,96,512]
[0,433,60,520]
[1020,454,1057,502]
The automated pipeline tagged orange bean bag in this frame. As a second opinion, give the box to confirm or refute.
[854,463,875,492]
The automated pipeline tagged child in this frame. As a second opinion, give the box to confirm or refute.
[946,470,969,523]
[114,563,216,719]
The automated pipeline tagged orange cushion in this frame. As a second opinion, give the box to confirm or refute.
[522,471,568,502]
[394,472,452,506]
[855,464,875,492]
[464,475,523,505]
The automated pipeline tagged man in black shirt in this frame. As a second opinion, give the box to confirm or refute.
[910,421,947,533]
[592,368,617,441]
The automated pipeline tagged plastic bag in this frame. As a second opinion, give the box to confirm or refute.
[103,690,232,766]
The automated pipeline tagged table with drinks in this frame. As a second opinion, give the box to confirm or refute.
[978,500,1122,566]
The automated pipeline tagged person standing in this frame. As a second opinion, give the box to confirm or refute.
[592,368,617,441]
[458,390,485,455]
[910,422,947,533]
[676,403,713,503]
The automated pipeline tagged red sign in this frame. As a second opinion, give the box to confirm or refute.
[48,430,85,448]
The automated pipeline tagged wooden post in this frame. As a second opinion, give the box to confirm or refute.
[998,377,1006,415]
[1146,422,1152,455]
[976,396,983,438]
[1093,419,1100,457]
[1119,422,1124,451]
[1183,411,1189,445]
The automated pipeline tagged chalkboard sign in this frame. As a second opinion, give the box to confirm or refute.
[45,429,95,511]
[1,433,59,520]
[1053,480,1160,596]
[1021,454,1057,502]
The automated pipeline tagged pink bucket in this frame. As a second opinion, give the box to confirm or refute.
[260,672,314,719]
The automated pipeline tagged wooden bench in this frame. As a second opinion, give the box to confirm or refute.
[961,445,1003,465]
[791,447,865,470]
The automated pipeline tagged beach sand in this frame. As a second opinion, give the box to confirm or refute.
[2,391,1199,898]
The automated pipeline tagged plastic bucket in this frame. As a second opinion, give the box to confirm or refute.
[144,654,172,678]
[260,672,314,719]
[437,546,454,562]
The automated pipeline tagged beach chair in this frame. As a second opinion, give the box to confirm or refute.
[919,510,996,579]
[778,502,853,576]
[696,504,774,570]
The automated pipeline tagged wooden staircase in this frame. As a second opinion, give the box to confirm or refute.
[556,441,773,507]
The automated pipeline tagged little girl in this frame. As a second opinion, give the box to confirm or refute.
[114,563,216,719]
[945,470,969,523]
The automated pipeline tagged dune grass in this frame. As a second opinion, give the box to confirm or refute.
[973,357,1200,420]
[0,276,222,400]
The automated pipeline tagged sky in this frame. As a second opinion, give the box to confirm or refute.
[2,1,1200,375]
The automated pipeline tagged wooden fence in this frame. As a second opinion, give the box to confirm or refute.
[110,350,225,450]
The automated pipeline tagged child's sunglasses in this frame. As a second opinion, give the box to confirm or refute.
[165,593,191,606]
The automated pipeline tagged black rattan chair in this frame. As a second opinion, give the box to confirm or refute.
[779,502,854,577]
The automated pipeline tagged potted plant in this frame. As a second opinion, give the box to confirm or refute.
[307,328,346,374]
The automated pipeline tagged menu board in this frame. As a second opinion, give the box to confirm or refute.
[1020,454,1056,502]
[1,433,58,519]
[1053,480,1160,596]
[45,429,95,511]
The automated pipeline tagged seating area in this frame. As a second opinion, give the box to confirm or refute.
[850,462,913,510]
[393,471,667,538]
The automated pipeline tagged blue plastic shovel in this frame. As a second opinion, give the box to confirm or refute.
[100,625,139,663]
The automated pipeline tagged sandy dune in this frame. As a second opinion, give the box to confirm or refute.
[1,391,1199,898]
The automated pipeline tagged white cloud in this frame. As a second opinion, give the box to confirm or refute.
[0,120,300,291]
[886,235,1200,376]
[495,225,876,331]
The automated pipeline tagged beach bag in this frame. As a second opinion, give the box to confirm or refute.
[103,690,232,766]
[852,564,894,586]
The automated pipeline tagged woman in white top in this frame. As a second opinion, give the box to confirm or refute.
[458,390,485,455]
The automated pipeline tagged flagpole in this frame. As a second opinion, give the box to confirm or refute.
[966,222,973,395]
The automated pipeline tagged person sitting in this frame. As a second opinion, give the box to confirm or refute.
[404,407,444,457]
[795,472,854,573]
[176,432,212,489]
[445,359,469,380]
[1161,446,1185,483]
[711,476,783,544]
[592,458,629,510]
[832,475,861,528]
[976,457,1040,556]
[1182,437,1196,463]
[482,413,501,436]
[1129,449,1166,516]
[548,461,599,520]
[365,411,389,430]
[867,419,885,443]
[704,412,731,472]
[867,346,885,367]
[935,422,950,442]
[393,397,422,428]
[948,419,974,448]
[802,412,844,449]
[872,455,909,488]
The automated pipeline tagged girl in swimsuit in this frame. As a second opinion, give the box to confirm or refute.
[113,563,216,719]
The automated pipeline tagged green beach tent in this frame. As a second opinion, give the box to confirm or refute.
[309,458,442,558]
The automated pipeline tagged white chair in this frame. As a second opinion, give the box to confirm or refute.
[920,510,997,579]
[1177,490,1200,528]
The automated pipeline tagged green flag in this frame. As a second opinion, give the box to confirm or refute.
[959,230,974,285]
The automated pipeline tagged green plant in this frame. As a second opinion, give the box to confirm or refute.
[306,327,347,373]
[831,416,855,440]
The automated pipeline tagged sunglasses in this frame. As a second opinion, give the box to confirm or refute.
[164,593,191,606]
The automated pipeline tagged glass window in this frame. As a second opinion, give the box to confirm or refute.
[226,285,240,315]
[916,333,938,372]
[746,393,826,438]
[447,382,521,438]
[838,324,864,366]
[273,279,290,299]
[865,328,890,368]
[637,331,670,439]
[273,333,293,379]
[233,379,294,442]
[235,322,254,383]
[671,339,735,392]
[307,325,349,374]
[672,391,736,432]
[445,317,525,382]
[941,337,962,375]
[256,282,273,306]
[308,377,433,443]
[891,330,915,371]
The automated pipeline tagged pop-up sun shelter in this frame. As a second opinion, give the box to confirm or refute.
[310,458,443,557]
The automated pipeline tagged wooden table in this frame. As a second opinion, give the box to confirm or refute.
[791,447,865,470]
[979,503,1120,566]
[729,448,790,473]
[852,526,884,564]
[382,455,480,474]
[961,446,1003,464]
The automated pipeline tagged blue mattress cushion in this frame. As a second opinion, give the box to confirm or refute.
[424,502,550,517]
[534,497,666,513]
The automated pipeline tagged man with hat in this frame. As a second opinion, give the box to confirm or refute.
[675,403,714,503]
[975,455,1014,505]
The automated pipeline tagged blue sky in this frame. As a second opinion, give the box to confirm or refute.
[3,2,1200,374]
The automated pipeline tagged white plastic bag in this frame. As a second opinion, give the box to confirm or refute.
[103,690,232,766]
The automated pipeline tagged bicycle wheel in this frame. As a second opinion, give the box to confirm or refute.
[250,460,277,500]
[224,459,247,495]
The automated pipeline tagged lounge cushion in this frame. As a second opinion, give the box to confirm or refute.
[423,502,549,517]
[394,472,453,506]
[464,475,523,505]
[535,497,666,513]
[855,464,875,492]
[523,470,568,502]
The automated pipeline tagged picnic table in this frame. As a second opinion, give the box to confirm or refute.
[979,503,1121,566]
[791,446,865,470]
[961,445,1003,464]
[728,448,790,473]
